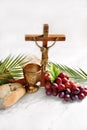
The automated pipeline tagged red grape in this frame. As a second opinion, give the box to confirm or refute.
[52,89,58,96]
[51,83,58,89]
[58,91,65,98]
[64,94,71,101]
[84,87,87,90]
[58,72,65,78]
[69,81,74,85]
[78,92,85,100]
[78,86,87,96]
[45,82,51,89]
[55,77,62,85]
[69,81,77,90]
[83,88,87,96]
[58,84,65,90]
[62,77,68,84]
[46,88,52,96]
[44,73,50,81]
[65,88,71,94]
[65,81,71,89]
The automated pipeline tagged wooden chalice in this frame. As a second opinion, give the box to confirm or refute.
[23,63,41,93]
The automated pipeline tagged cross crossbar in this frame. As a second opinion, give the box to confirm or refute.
[25,34,65,41]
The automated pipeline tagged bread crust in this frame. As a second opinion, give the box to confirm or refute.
[0,83,26,108]
[3,87,26,108]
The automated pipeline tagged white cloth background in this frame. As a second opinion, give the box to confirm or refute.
[0,0,87,130]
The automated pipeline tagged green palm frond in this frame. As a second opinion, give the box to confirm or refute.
[48,62,87,83]
[0,54,29,84]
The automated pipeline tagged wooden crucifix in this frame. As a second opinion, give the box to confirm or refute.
[25,24,66,87]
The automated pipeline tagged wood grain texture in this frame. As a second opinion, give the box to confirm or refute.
[25,34,66,41]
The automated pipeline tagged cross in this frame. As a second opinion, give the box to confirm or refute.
[25,24,66,87]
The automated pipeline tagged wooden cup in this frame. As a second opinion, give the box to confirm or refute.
[23,63,41,93]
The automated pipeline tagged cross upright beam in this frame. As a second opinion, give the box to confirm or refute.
[25,24,66,87]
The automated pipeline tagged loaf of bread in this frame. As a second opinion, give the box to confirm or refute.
[0,83,26,108]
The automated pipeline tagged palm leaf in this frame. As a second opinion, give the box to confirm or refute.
[48,62,87,83]
[0,54,29,84]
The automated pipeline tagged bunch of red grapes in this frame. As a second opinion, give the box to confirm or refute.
[44,72,87,101]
